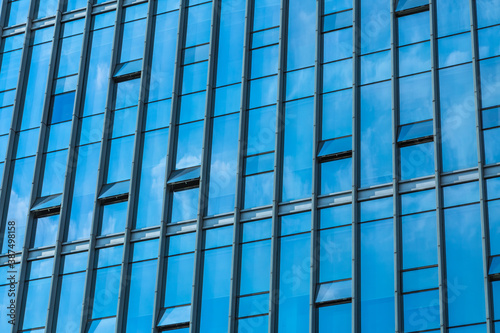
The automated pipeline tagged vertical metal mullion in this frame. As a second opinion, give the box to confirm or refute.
[227,0,252,331]
[429,0,447,331]
[352,0,361,332]
[189,0,220,332]
[115,0,156,332]
[268,0,287,331]
[469,1,493,331]
[0,0,9,27]
[45,1,94,332]
[309,0,322,332]
[150,1,185,332]
[78,2,124,331]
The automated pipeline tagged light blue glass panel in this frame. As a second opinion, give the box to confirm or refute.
[47,121,71,152]
[480,57,500,109]
[487,177,500,200]
[251,45,279,79]
[396,0,428,11]
[21,278,51,329]
[170,187,199,223]
[402,212,437,269]
[114,59,142,77]
[0,106,13,135]
[399,42,431,77]
[181,61,208,94]
[149,11,179,102]
[33,215,59,248]
[145,99,171,130]
[360,0,390,54]
[281,211,310,237]
[168,232,196,255]
[123,3,147,22]
[398,11,429,46]
[322,89,352,140]
[403,267,439,293]
[249,76,277,109]
[54,75,78,94]
[488,200,500,256]
[28,258,54,279]
[62,251,88,274]
[439,64,477,172]
[179,91,205,123]
[445,204,485,326]
[96,245,123,268]
[157,0,180,14]
[360,81,392,187]
[21,42,52,130]
[0,50,22,91]
[316,280,351,303]
[245,153,274,175]
[238,293,268,317]
[360,197,392,222]
[112,107,136,138]
[205,226,233,249]
[120,19,146,63]
[399,72,432,124]
[158,305,190,327]
[443,182,479,207]
[493,280,500,319]
[92,266,122,318]
[136,128,168,229]
[0,135,7,160]
[0,90,16,108]
[448,324,487,333]
[126,260,157,332]
[36,0,58,18]
[6,0,30,26]
[278,233,310,333]
[41,150,68,196]
[323,58,352,92]
[240,240,271,295]
[436,0,470,37]
[286,67,314,100]
[244,172,274,209]
[479,26,500,60]
[252,28,279,49]
[93,11,115,29]
[476,0,500,28]
[62,18,85,37]
[2,157,35,253]
[320,204,351,229]
[360,219,394,333]
[83,27,114,116]
[200,247,232,333]
[360,50,391,84]
[107,136,134,183]
[185,3,212,47]
[100,201,127,235]
[65,0,87,12]
[400,142,435,180]
[55,273,85,333]
[87,317,116,333]
[403,290,440,332]
[67,143,100,241]
[282,98,313,202]
[401,189,435,215]
[320,158,352,195]
[323,10,352,31]
[165,253,194,307]
[214,84,241,116]
[287,0,315,70]
[323,28,352,64]
[247,105,276,155]
[33,26,54,44]
[324,0,351,14]
[253,0,280,31]
[175,120,203,169]
[131,239,159,262]
[57,34,83,77]
[318,303,351,333]
[438,32,472,68]
[241,219,272,242]
[319,226,351,283]
[2,34,24,52]
[115,78,140,110]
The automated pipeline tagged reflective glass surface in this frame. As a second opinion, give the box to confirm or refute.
[319,226,352,282]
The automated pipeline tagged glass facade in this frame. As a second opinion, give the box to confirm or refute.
[0,0,499,332]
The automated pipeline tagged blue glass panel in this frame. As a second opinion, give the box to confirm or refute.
[120,19,146,63]
[245,153,274,175]
[0,135,7,160]
[238,293,269,317]
[32,215,59,248]
[214,84,241,116]
[318,303,351,333]
[114,59,142,77]
[41,150,68,196]
[115,79,140,110]
[91,266,121,318]
[36,0,58,18]
[0,90,16,108]
[179,92,205,123]
[323,10,352,32]
[205,225,233,249]
[98,181,130,200]
[287,0,315,70]
[28,258,54,279]
[3,157,35,253]
[436,0,470,37]
[483,107,500,129]
[62,19,85,37]
[131,239,159,262]
[493,280,500,319]
[399,42,431,76]
[244,172,274,209]
[480,57,500,109]
[476,0,500,28]
[100,202,127,235]
[200,247,232,333]
[0,50,22,91]
[487,177,500,200]
[247,105,276,155]
[54,75,78,94]
[360,0,390,54]
[51,92,75,124]
[318,137,351,157]
[281,211,310,236]
[185,3,212,47]
[323,59,352,93]
[92,10,115,29]
[286,67,315,100]
[0,106,13,135]
[400,142,435,180]
[2,34,24,52]
[32,26,54,45]
[126,260,157,332]
[445,204,485,326]
[398,11,429,46]
[360,197,393,222]
[252,28,279,49]
[107,136,135,183]
[62,251,88,274]
[253,0,280,31]
[448,324,487,333]
[149,11,179,102]
[136,129,168,229]
[251,45,279,79]
[96,245,123,268]
[57,35,83,77]
[403,290,440,332]
[168,232,196,255]
[145,99,171,131]
[182,61,208,94]
[65,0,87,12]
[47,121,71,152]
[401,189,435,215]
[319,226,352,282]
[320,157,352,194]
[165,254,194,307]
[488,200,500,256]
[87,317,116,333]
[278,233,310,333]
[249,76,277,109]
[360,81,392,187]
[6,0,30,26]
[399,73,432,125]
[402,212,437,269]
[320,204,351,229]
[439,64,477,172]
[360,219,394,332]
[241,219,272,242]
[282,98,313,201]
[403,267,439,293]
[323,28,352,63]
[168,166,200,184]
[170,187,199,223]
[55,273,86,332]
[158,305,191,326]
[322,89,352,140]
[360,50,391,84]
[157,0,180,14]
[316,280,351,303]
[443,182,479,207]
[67,143,100,241]
[438,32,472,68]
[21,278,51,329]
[124,3,148,22]
[490,256,500,275]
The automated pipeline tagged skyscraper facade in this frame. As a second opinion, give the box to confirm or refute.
[0,0,499,332]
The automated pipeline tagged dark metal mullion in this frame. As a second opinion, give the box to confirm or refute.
[78,2,125,331]
[469,1,493,332]
[269,0,287,330]
[114,0,156,331]
[227,0,252,331]
[151,0,186,331]
[428,0,447,331]
[189,0,220,332]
